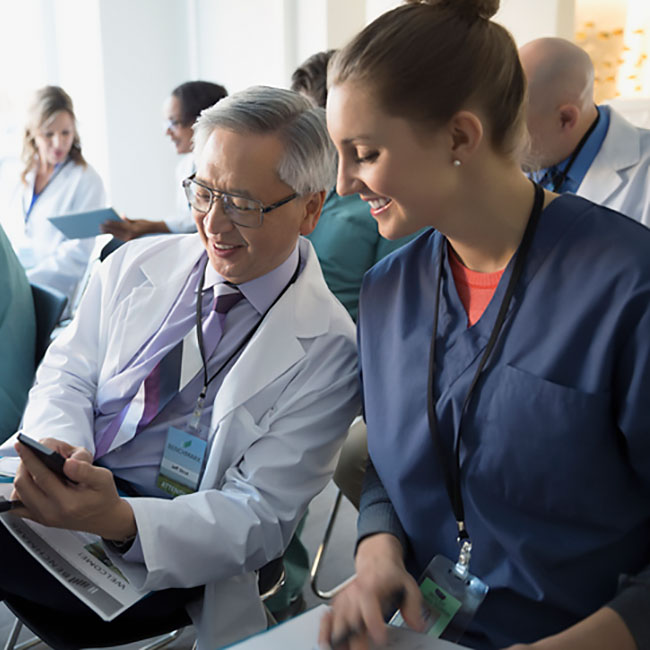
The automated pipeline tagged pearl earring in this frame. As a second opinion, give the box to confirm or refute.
[453,159,461,167]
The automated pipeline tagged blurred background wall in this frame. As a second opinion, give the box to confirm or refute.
[1,0,647,219]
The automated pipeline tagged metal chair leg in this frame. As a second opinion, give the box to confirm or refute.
[3,619,40,650]
[3,615,184,650]
[309,488,355,600]
[3,619,22,650]
[264,605,278,628]
[138,628,184,650]
[13,638,41,650]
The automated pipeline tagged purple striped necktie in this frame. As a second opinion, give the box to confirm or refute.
[94,283,243,459]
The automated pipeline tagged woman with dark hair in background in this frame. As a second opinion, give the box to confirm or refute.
[102,80,227,240]
[320,1,650,648]
[0,85,106,302]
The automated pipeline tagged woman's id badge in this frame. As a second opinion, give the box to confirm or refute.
[390,549,488,642]
[156,426,207,497]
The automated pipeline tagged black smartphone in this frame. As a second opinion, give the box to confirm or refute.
[16,433,77,484]
[0,499,23,513]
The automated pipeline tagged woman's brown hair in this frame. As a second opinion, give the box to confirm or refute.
[329,0,527,157]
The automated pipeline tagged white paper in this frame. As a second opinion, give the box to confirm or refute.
[0,513,149,621]
[0,457,20,477]
[226,603,468,650]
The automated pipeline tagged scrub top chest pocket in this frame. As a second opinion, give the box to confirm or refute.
[473,362,623,520]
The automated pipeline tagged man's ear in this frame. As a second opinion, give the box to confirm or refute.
[448,110,484,163]
[299,190,327,236]
[558,104,580,132]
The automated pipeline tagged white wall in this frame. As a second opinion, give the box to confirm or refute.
[295,0,328,64]
[365,0,399,23]
[0,1,51,157]
[0,0,599,225]
[496,0,576,44]
[97,0,190,220]
[193,0,290,94]
[49,0,108,199]
[365,0,575,45]
[87,0,581,219]
[328,0,366,49]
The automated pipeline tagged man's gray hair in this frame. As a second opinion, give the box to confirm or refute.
[193,85,336,194]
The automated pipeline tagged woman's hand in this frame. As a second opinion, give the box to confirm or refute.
[11,437,136,541]
[101,215,170,241]
[319,533,425,649]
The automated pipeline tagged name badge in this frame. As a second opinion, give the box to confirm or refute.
[390,553,488,642]
[156,427,207,497]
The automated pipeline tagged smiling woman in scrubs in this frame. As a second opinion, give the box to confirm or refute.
[320,1,650,649]
[0,86,106,303]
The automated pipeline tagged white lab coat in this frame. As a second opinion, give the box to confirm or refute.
[1,234,359,648]
[0,157,106,301]
[579,106,650,227]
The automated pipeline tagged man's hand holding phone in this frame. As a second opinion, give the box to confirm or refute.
[16,433,80,483]
[9,434,137,541]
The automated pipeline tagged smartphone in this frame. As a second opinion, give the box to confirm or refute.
[0,499,23,513]
[16,433,77,484]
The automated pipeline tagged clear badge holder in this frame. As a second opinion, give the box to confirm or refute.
[390,540,489,642]
[187,392,207,438]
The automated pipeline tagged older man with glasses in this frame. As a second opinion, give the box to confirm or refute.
[0,86,359,649]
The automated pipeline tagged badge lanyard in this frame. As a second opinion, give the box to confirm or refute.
[549,110,600,193]
[23,158,71,222]
[156,254,301,498]
[394,183,545,641]
[426,181,544,575]
[187,254,301,434]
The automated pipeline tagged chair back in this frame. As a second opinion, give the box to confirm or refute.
[31,283,68,364]
[333,418,368,510]
[100,236,125,261]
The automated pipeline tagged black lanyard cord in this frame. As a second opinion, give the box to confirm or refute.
[194,254,301,399]
[427,181,544,544]
[551,109,600,193]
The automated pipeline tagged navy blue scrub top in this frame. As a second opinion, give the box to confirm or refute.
[358,194,650,648]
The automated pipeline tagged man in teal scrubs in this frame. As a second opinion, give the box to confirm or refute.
[0,224,36,441]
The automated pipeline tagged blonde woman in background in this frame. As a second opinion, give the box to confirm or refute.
[0,86,106,302]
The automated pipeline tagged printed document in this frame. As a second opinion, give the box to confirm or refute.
[0,484,149,621]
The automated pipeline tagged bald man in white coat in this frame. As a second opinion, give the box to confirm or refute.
[520,37,650,227]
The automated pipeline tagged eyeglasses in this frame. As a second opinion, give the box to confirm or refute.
[164,118,183,131]
[182,174,298,228]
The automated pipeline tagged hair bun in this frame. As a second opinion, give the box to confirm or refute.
[406,0,500,21]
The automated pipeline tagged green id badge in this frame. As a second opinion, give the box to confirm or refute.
[390,552,488,642]
[390,576,462,637]
[156,426,207,497]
